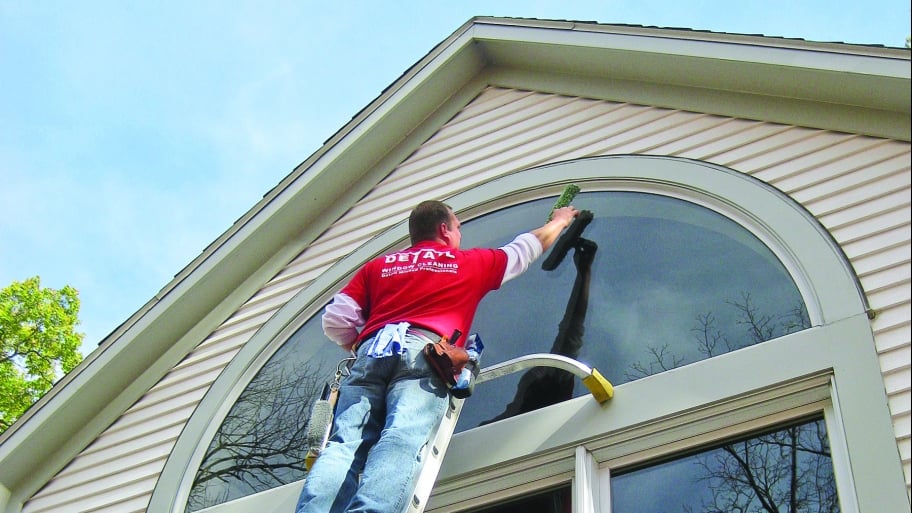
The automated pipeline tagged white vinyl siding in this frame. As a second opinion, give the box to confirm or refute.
[22,87,911,512]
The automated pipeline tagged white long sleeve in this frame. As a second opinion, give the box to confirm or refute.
[499,232,544,285]
[322,292,365,347]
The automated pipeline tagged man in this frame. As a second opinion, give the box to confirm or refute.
[296,199,578,513]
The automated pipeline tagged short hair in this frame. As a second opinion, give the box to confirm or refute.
[409,200,452,244]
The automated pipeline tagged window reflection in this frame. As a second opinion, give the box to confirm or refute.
[186,319,341,512]
[611,418,839,512]
[457,193,808,430]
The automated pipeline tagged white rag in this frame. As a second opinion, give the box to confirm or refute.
[364,322,411,358]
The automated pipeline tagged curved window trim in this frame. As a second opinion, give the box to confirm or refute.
[151,156,902,513]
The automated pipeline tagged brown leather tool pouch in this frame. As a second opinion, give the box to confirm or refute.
[423,334,469,387]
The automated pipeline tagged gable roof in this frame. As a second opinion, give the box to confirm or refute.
[1,16,909,504]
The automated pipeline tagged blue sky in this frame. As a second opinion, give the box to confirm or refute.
[1,1,909,355]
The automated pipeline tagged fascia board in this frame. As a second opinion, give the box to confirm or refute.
[473,20,909,76]
[477,37,910,107]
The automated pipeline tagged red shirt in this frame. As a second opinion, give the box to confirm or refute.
[341,241,508,347]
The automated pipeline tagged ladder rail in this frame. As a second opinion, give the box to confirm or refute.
[405,395,465,513]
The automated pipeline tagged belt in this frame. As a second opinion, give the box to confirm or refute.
[406,326,440,343]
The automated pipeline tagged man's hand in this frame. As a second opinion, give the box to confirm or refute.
[550,206,577,227]
[532,206,579,252]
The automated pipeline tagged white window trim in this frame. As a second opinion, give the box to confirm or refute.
[574,446,600,513]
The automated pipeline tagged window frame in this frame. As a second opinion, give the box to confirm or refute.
[151,156,905,513]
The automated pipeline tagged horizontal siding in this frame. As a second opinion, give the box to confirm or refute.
[24,87,911,511]
[26,474,160,513]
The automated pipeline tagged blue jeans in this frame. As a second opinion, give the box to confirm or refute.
[296,332,450,513]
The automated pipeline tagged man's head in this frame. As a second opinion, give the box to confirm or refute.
[409,200,461,248]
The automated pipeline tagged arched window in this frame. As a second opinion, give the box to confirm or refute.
[156,157,891,513]
[184,188,809,511]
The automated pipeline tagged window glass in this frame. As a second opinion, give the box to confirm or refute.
[186,190,809,510]
[455,192,808,430]
[611,418,839,512]
[186,318,341,512]
[471,486,571,513]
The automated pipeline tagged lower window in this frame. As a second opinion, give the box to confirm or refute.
[610,417,839,513]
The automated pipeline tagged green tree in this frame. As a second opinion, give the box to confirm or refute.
[0,276,84,432]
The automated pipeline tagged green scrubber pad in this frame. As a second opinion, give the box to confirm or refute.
[548,184,580,220]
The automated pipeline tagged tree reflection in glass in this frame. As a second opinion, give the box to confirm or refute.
[186,319,340,511]
[611,418,839,513]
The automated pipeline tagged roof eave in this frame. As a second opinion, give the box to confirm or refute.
[470,19,910,139]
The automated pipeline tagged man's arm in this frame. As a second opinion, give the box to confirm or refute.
[531,206,578,252]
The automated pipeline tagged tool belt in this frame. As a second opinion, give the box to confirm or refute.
[422,329,468,387]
